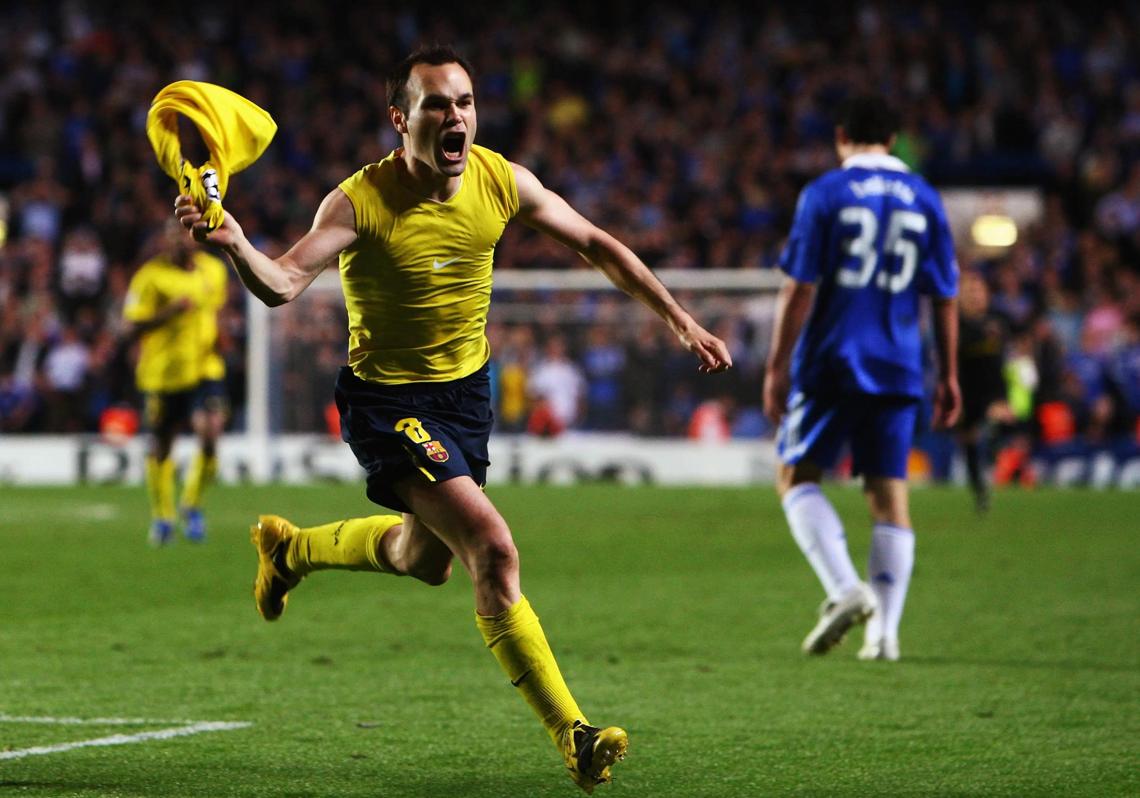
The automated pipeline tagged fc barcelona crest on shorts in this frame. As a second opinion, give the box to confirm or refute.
[422,440,450,463]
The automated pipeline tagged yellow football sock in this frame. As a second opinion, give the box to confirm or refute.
[180,452,217,509]
[145,456,176,521]
[476,596,585,745]
[285,516,402,577]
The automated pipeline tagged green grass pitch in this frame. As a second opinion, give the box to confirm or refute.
[1,483,1137,797]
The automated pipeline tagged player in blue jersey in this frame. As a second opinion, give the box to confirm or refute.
[763,95,961,662]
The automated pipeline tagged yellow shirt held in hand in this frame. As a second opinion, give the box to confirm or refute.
[146,80,277,231]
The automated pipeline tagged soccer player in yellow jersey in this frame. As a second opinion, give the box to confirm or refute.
[176,45,731,792]
[123,221,229,545]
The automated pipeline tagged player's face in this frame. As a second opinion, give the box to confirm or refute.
[397,62,476,178]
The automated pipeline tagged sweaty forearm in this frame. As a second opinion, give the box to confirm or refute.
[221,236,297,307]
[582,236,691,333]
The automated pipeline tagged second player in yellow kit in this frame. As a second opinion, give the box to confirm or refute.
[176,46,731,792]
[124,222,229,545]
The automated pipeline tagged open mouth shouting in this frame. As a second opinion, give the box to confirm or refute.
[440,130,467,164]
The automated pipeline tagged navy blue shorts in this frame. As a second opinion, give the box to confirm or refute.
[144,389,195,436]
[144,380,227,436]
[777,390,919,479]
[335,365,493,513]
[194,379,228,413]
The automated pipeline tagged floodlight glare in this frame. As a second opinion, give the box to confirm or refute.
[971,214,1018,247]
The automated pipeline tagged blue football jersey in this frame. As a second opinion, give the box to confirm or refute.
[778,153,959,397]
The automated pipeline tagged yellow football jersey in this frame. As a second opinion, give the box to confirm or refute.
[123,252,228,392]
[337,144,519,384]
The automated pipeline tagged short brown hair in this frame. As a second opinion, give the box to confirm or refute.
[386,45,475,114]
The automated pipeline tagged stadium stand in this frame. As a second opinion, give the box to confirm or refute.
[0,3,1137,476]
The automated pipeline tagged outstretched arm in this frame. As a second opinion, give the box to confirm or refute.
[174,188,357,307]
[511,162,731,373]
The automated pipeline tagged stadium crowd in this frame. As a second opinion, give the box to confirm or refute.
[1,2,1138,477]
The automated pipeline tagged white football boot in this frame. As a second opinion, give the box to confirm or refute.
[801,582,878,655]
[857,636,900,661]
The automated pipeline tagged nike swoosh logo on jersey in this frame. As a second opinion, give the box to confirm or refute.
[432,257,460,270]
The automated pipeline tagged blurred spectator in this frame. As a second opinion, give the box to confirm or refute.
[1106,315,1140,437]
[622,323,668,436]
[42,324,90,432]
[7,317,51,392]
[1094,162,1140,240]
[662,381,699,438]
[0,371,39,431]
[989,260,1035,328]
[1039,268,1082,354]
[580,325,626,431]
[526,334,585,436]
[1065,326,1112,409]
[12,158,68,244]
[730,404,769,438]
[687,396,733,442]
[0,1,1135,459]
[1081,285,1125,356]
[993,325,1040,487]
[1054,367,1113,446]
[57,227,107,319]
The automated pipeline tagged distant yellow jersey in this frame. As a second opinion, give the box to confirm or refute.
[337,144,519,384]
[123,252,228,392]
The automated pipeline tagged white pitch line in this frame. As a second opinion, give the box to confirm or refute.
[0,714,196,726]
[0,503,121,522]
[0,720,251,760]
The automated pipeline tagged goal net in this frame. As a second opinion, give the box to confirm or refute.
[248,267,784,483]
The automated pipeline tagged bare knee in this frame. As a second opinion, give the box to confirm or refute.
[150,436,173,461]
[863,477,911,528]
[775,467,794,499]
[473,533,518,578]
[462,515,519,584]
[776,461,823,500]
[393,478,521,612]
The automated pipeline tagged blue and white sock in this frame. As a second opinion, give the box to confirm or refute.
[782,483,860,601]
[868,523,915,641]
